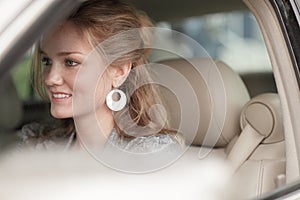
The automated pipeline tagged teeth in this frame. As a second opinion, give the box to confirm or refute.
[52,93,71,99]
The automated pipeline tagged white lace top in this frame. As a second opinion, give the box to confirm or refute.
[19,122,182,154]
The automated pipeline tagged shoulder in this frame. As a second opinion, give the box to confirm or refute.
[127,133,184,153]
[19,122,47,145]
[108,130,184,153]
[18,122,74,151]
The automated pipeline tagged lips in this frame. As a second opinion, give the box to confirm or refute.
[52,93,72,98]
[51,92,72,101]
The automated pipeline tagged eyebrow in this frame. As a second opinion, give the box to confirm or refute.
[40,50,84,56]
[57,51,84,56]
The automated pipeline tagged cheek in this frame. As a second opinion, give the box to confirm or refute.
[41,71,50,96]
[95,73,112,104]
[41,68,49,84]
[65,69,79,90]
[69,76,76,90]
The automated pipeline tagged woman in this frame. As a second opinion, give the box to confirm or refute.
[20,0,183,154]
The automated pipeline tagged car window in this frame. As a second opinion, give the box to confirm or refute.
[10,51,35,101]
[295,0,300,14]
[0,0,32,31]
[0,1,293,199]
[9,10,276,115]
[151,11,272,74]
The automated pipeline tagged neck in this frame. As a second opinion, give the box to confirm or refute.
[96,106,115,138]
[74,106,114,150]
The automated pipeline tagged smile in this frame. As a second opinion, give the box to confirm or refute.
[52,93,72,99]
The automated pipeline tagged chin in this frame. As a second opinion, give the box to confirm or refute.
[50,108,73,119]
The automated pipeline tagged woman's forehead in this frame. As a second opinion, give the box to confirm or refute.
[40,22,91,54]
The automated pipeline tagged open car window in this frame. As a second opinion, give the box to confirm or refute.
[1,0,300,199]
[153,11,272,74]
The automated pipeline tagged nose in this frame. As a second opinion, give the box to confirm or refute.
[44,64,64,87]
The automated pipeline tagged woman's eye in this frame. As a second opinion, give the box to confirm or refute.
[41,57,52,66]
[65,59,79,67]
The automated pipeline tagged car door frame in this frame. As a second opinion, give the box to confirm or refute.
[244,0,300,198]
[0,0,82,80]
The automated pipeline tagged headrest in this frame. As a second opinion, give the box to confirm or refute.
[240,93,284,143]
[0,73,22,131]
[158,58,250,147]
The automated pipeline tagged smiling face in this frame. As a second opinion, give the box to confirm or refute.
[41,22,93,118]
[39,19,134,141]
[40,21,131,122]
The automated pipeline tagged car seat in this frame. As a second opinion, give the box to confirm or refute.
[158,58,285,198]
[158,58,250,147]
[227,93,285,198]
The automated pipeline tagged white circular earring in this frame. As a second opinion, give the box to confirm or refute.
[106,88,127,111]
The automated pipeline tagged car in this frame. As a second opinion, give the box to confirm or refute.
[0,0,299,199]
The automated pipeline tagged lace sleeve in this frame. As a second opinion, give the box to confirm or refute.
[20,122,44,141]
[17,123,49,150]
[107,130,183,154]
[125,134,182,153]
[18,122,73,151]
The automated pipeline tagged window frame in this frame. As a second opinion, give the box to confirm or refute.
[270,0,300,87]
[250,0,300,198]
[0,0,82,80]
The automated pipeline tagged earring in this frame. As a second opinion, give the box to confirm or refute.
[106,88,127,111]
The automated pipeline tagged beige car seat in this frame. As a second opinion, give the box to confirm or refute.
[228,93,285,198]
[158,58,250,147]
[158,58,285,198]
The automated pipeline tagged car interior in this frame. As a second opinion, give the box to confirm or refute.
[158,58,284,198]
[0,0,295,199]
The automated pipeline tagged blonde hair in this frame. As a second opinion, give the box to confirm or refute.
[32,0,180,141]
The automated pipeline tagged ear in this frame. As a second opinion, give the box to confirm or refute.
[108,62,132,88]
